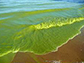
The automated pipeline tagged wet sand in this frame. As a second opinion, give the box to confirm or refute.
[11,27,84,63]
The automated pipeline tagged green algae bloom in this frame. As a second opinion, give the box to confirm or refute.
[0,1,84,63]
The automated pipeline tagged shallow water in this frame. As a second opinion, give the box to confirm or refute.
[0,0,84,63]
[12,27,84,63]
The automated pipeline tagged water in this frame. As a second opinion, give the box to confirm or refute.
[0,0,84,63]
[0,0,83,14]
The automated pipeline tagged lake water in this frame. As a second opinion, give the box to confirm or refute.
[0,0,84,63]
[0,0,83,14]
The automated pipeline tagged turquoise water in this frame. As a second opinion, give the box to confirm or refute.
[0,0,83,14]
